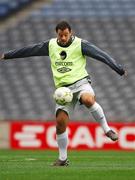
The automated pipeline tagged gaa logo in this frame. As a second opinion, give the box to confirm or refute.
[60,51,67,60]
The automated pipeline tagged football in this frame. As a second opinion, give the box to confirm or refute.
[53,87,73,105]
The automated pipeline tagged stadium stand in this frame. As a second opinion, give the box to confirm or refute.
[0,0,34,19]
[0,0,135,121]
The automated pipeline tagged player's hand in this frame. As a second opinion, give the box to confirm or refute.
[0,54,4,60]
[123,70,128,77]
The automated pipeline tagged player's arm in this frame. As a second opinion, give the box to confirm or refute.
[0,40,49,60]
[81,40,126,76]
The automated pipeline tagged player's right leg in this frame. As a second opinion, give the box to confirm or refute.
[53,109,69,166]
[56,109,69,134]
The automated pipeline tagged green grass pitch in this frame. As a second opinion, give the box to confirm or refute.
[0,150,135,180]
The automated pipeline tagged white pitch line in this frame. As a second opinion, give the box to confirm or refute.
[25,158,37,161]
[8,158,37,161]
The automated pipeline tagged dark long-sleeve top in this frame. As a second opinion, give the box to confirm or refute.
[4,38,125,76]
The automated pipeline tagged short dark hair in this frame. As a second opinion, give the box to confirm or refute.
[55,21,71,32]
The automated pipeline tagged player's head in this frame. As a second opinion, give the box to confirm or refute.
[56,21,72,46]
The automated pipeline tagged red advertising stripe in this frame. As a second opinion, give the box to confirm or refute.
[10,121,135,150]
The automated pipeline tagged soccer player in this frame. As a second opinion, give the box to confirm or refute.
[0,21,127,166]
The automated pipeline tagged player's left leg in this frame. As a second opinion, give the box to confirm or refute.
[80,93,110,132]
[79,91,118,141]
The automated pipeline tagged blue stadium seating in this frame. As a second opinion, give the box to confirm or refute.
[34,0,135,18]
[0,0,33,18]
[0,0,135,121]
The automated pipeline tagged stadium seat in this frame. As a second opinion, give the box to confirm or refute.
[0,0,34,18]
